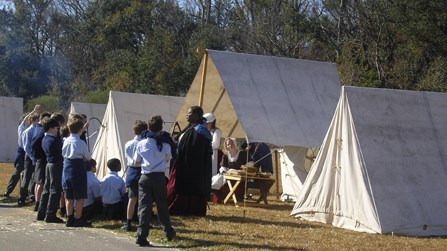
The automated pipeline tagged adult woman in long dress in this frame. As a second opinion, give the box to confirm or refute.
[203,112,222,177]
[212,138,248,203]
[167,106,212,216]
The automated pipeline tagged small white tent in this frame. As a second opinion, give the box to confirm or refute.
[291,86,447,236]
[0,96,23,162]
[175,50,341,200]
[92,91,184,179]
[69,102,107,153]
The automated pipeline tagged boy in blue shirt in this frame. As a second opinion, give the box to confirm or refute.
[100,158,126,220]
[83,159,102,220]
[121,120,148,231]
[134,115,176,246]
[62,114,91,227]
[31,112,51,211]
[37,117,64,223]
[18,113,40,207]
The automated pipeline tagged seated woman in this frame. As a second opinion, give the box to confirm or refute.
[212,138,248,204]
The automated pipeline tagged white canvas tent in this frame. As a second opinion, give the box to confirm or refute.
[92,91,184,179]
[69,102,107,153]
[175,50,340,199]
[0,96,23,162]
[291,86,447,236]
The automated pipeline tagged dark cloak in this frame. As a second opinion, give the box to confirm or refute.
[167,123,212,216]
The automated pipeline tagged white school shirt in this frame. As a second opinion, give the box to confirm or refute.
[100,171,126,205]
[62,133,91,160]
[84,171,101,207]
[134,138,171,174]
[124,135,142,167]
[17,122,28,148]
[22,124,36,161]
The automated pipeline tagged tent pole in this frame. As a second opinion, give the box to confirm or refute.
[274,149,280,199]
[198,48,209,107]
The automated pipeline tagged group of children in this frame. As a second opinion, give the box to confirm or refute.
[3,106,176,246]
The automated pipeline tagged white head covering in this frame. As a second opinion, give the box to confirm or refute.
[203,112,216,123]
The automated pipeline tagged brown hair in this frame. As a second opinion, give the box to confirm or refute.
[149,115,163,133]
[67,115,84,134]
[133,120,148,135]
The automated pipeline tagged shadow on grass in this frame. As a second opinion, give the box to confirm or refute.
[171,235,307,251]
[0,197,16,204]
[204,214,321,229]
[235,200,295,212]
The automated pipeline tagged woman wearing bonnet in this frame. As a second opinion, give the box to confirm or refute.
[211,138,248,203]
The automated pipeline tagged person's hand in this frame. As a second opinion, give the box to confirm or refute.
[219,166,228,173]
[33,104,42,113]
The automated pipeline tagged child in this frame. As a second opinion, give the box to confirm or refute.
[37,117,64,223]
[3,104,41,198]
[30,112,51,212]
[83,159,102,220]
[58,125,69,217]
[100,158,126,220]
[134,115,176,246]
[18,113,39,207]
[122,120,148,231]
[62,114,91,227]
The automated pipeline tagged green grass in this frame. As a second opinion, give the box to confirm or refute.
[2,162,447,250]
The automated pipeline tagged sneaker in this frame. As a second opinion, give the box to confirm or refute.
[28,195,35,203]
[2,192,10,198]
[44,215,64,223]
[36,212,45,221]
[73,218,92,227]
[66,215,75,227]
[120,224,131,232]
[166,229,176,241]
[135,238,150,247]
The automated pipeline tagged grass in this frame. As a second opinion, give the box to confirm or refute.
[1,162,447,250]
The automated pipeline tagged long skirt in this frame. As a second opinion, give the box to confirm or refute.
[167,162,208,216]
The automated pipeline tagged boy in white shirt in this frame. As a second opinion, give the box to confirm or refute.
[134,115,175,246]
[83,159,102,220]
[122,120,148,231]
[101,158,126,220]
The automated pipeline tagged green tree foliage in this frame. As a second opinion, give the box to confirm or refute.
[26,95,59,112]
[80,89,109,104]
[0,0,446,110]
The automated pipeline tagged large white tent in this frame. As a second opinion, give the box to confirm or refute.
[174,50,341,199]
[0,96,23,162]
[92,91,184,179]
[291,86,447,236]
[69,102,107,153]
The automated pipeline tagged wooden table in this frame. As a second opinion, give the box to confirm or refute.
[223,173,275,205]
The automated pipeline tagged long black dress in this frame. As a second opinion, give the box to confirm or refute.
[167,123,212,216]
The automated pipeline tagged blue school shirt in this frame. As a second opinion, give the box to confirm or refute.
[22,124,36,161]
[17,123,27,148]
[134,138,171,174]
[42,133,63,164]
[124,135,142,167]
[62,133,91,160]
[84,171,101,207]
[100,171,126,204]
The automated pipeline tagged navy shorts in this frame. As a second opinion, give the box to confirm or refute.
[62,158,87,200]
[35,159,47,185]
